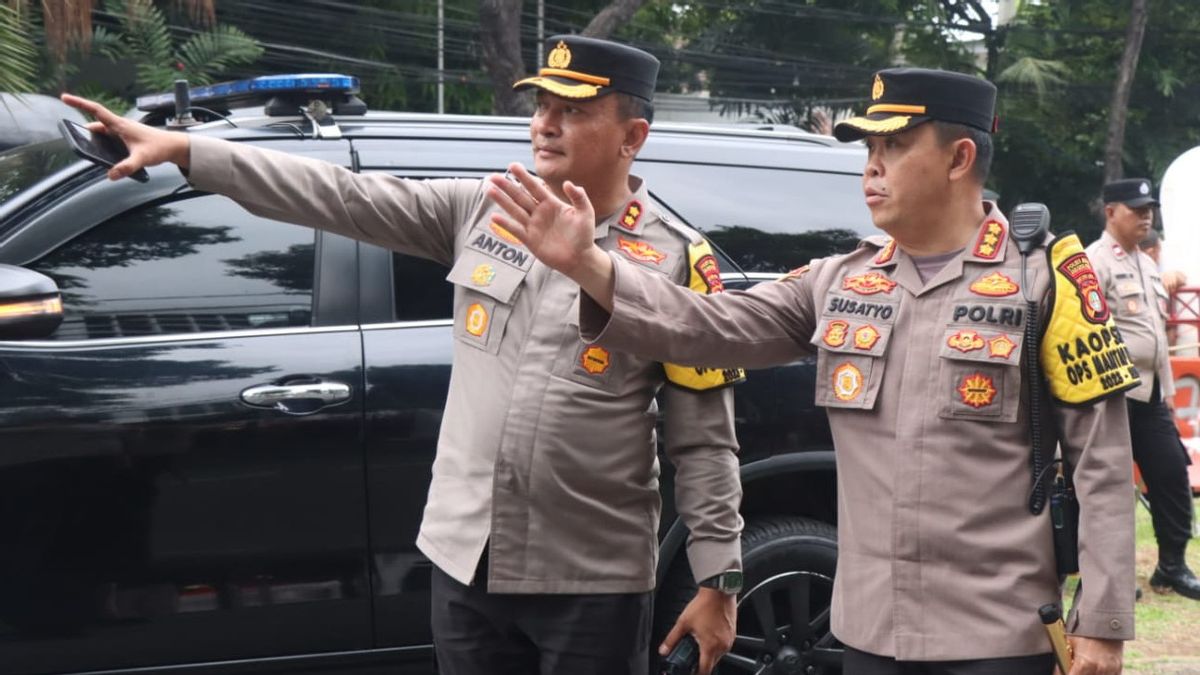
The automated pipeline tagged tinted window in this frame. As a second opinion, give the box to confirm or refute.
[393,253,452,321]
[640,163,873,273]
[0,139,79,207]
[30,195,315,340]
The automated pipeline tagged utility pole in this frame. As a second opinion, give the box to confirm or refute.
[437,0,445,114]
[537,0,545,66]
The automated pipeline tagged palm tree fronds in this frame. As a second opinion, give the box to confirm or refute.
[0,3,38,92]
[178,24,264,84]
[996,56,1071,99]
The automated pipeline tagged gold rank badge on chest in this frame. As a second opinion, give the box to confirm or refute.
[580,346,611,375]
[471,264,496,287]
[958,372,997,408]
[465,303,489,337]
[832,362,864,401]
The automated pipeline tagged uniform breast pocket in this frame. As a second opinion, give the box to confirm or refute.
[550,294,633,394]
[1152,278,1170,318]
[1115,281,1145,316]
[447,250,526,354]
[937,326,1025,422]
[810,317,893,410]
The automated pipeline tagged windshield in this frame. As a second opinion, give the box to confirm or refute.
[0,138,80,208]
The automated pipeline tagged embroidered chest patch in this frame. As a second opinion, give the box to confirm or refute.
[832,362,864,401]
[842,271,897,296]
[969,272,1019,297]
[580,346,611,375]
[617,237,667,265]
[957,372,997,408]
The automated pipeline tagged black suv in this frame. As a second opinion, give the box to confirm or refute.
[0,80,872,675]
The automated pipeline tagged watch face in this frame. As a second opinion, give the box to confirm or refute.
[723,570,745,592]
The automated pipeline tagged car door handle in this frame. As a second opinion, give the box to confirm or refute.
[241,379,352,414]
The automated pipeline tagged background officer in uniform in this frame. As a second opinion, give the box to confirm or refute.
[1088,179,1200,600]
[63,35,743,675]
[488,67,1135,675]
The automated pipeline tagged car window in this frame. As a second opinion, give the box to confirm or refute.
[29,194,315,340]
[393,253,452,321]
[0,139,79,207]
[639,162,872,273]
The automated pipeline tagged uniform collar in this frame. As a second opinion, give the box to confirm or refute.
[1099,230,1131,259]
[961,202,1009,264]
[595,175,649,241]
[866,201,1007,296]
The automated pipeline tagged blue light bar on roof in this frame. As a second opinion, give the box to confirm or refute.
[136,73,360,112]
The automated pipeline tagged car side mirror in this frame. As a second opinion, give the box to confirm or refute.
[0,264,64,339]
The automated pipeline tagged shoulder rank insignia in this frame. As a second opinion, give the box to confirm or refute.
[1041,233,1140,405]
[617,237,666,265]
[619,200,643,231]
[873,238,896,265]
[972,220,1006,259]
[779,265,810,283]
[663,238,747,391]
[843,271,897,295]
[969,272,1018,297]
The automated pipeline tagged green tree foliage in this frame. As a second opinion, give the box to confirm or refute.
[94,0,263,92]
[0,4,38,93]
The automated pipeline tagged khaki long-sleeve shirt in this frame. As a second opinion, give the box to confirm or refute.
[186,135,742,593]
[1087,230,1174,402]
[580,205,1135,659]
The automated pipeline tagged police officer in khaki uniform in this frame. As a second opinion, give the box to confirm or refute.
[63,35,744,675]
[1087,179,1200,600]
[489,68,1136,674]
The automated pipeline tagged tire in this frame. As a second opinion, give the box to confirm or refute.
[654,516,841,675]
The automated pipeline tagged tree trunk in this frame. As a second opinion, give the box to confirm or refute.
[581,0,647,38]
[1103,0,1149,183]
[479,0,533,116]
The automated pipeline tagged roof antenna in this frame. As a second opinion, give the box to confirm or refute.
[167,79,201,130]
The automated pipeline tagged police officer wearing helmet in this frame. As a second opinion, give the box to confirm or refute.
[1088,178,1200,601]
[489,67,1136,674]
[63,35,744,675]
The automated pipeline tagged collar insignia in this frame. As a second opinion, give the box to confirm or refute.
[972,220,1006,259]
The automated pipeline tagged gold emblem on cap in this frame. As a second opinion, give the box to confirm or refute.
[872,74,884,101]
[547,40,572,69]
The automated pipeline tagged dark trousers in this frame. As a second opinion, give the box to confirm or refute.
[1129,381,1195,560]
[844,646,1055,675]
[430,563,652,675]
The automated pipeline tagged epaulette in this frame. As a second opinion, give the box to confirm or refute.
[658,210,705,246]
[856,235,891,251]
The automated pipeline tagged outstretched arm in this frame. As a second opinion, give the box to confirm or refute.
[61,94,191,177]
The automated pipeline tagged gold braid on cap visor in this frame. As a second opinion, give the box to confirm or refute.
[842,115,912,134]
[512,68,611,98]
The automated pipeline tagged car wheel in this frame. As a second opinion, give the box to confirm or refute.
[655,516,841,674]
